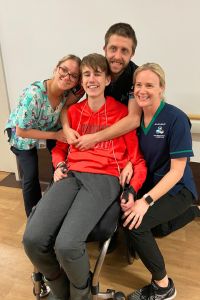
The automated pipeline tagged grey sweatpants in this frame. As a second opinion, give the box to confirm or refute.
[23,171,120,288]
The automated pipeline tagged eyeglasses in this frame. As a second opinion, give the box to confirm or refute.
[58,66,79,82]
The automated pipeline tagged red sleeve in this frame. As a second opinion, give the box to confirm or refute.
[51,105,73,168]
[51,141,69,169]
[123,130,147,192]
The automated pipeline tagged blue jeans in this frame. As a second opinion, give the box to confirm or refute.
[11,140,55,216]
[11,146,42,216]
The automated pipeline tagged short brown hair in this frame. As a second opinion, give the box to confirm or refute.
[81,53,110,76]
[105,23,137,54]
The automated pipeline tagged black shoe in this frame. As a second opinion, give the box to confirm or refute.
[128,278,177,300]
[40,276,51,298]
[99,231,118,254]
[32,272,50,298]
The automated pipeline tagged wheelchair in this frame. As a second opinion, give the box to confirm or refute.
[32,200,126,300]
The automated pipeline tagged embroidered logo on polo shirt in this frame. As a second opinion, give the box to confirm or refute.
[156,126,164,134]
[154,123,166,139]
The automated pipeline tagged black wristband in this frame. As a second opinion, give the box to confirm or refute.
[56,162,66,169]
[121,184,137,203]
[128,186,137,198]
[143,194,154,206]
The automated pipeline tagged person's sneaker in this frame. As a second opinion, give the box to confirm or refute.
[128,278,177,300]
[32,272,50,298]
[40,276,51,298]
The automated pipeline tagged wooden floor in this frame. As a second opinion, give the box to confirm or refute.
[0,171,199,300]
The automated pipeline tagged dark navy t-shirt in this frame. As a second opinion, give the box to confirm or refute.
[138,101,198,199]
[105,61,138,106]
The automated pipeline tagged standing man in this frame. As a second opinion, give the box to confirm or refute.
[104,22,138,106]
[62,23,141,150]
[61,23,198,251]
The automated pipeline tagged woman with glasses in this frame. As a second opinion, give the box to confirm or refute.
[5,54,84,297]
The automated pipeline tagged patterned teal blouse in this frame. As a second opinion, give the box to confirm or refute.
[5,80,69,150]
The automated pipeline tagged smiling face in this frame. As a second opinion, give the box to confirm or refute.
[81,65,110,100]
[54,58,80,91]
[104,34,133,77]
[134,70,164,110]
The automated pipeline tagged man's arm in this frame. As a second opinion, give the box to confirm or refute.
[75,99,142,150]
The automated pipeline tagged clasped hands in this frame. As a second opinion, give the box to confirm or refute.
[120,193,149,230]
[54,164,68,182]
[64,128,97,150]
[120,162,149,230]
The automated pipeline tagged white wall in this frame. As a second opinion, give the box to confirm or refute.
[191,121,200,162]
[191,134,200,163]
[0,0,200,169]
[1,0,200,114]
[0,47,19,174]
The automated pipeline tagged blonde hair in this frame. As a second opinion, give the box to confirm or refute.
[56,54,81,68]
[133,63,165,88]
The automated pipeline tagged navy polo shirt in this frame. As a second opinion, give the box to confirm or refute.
[138,101,198,199]
[105,61,138,106]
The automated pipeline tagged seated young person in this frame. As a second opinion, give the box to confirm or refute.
[23,53,147,300]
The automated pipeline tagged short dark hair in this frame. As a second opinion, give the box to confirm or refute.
[105,22,137,54]
[81,53,110,76]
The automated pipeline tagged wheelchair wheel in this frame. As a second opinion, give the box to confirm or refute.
[114,291,126,300]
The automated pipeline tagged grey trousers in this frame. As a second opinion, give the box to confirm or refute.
[23,171,120,289]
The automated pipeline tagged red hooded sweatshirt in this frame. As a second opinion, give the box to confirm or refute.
[52,97,147,192]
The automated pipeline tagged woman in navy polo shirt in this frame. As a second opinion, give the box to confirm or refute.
[121,63,199,300]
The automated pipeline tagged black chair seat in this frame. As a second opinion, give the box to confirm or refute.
[87,200,120,242]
